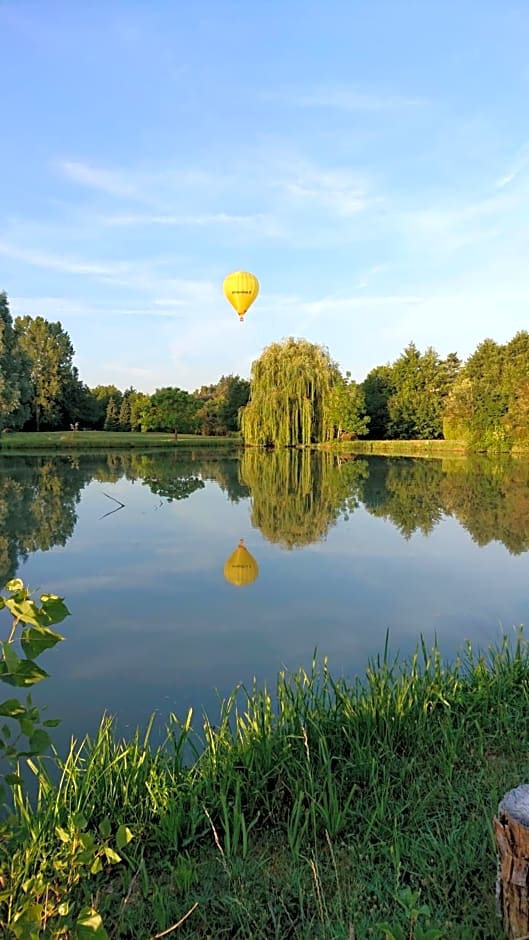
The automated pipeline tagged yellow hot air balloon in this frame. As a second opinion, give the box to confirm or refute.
[223,271,259,322]
[223,539,259,587]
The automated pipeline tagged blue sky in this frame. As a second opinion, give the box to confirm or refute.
[1,1,529,392]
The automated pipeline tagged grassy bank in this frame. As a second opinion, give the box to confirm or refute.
[0,431,239,451]
[3,636,528,938]
[320,439,471,458]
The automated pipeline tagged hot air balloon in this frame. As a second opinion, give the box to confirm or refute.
[223,539,259,587]
[223,271,259,322]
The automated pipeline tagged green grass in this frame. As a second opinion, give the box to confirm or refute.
[0,431,239,451]
[320,439,471,458]
[2,635,527,938]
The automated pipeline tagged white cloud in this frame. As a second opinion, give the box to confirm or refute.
[290,85,422,111]
[279,163,370,218]
[496,141,529,189]
[58,160,144,200]
[0,240,131,277]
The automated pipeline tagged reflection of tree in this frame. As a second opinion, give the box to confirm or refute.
[440,458,529,555]
[358,456,529,555]
[130,452,205,502]
[360,458,444,538]
[240,448,368,549]
[0,456,94,583]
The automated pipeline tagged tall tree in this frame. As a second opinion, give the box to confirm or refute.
[148,387,199,434]
[14,315,76,431]
[0,292,31,430]
[362,365,395,439]
[387,343,460,439]
[104,397,120,431]
[119,394,132,431]
[241,338,345,446]
[90,385,123,429]
[328,372,369,439]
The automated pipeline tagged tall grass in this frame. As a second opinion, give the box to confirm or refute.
[3,634,529,937]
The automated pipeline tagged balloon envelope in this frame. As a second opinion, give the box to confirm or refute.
[223,539,259,587]
[223,271,259,322]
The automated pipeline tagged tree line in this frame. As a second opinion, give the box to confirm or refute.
[0,292,249,435]
[2,289,529,448]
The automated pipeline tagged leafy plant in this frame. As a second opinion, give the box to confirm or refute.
[376,887,445,939]
[0,577,69,801]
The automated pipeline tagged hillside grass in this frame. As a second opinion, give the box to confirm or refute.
[0,431,239,451]
[2,634,528,938]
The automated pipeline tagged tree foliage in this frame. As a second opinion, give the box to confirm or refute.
[241,338,364,446]
[0,293,31,430]
[443,332,529,450]
[14,315,77,431]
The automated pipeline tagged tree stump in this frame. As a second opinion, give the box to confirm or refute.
[495,785,529,938]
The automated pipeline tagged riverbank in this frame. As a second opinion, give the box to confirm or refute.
[2,635,528,938]
[321,438,470,458]
[0,431,239,451]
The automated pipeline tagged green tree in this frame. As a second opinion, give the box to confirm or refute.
[328,372,369,439]
[241,337,343,446]
[148,387,199,434]
[129,391,152,431]
[14,315,77,431]
[104,397,120,431]
[91,385,123,429]
[0,292,31,430]
[387,343,459,439]
[443,337,513,449]
[119,393,132,431]
[362,365,395,439]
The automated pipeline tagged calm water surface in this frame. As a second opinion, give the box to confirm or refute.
[2,448,528,749]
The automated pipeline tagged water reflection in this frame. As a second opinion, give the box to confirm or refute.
[223,539,259,587]
[240,448,368,548]
[1,450,529,590]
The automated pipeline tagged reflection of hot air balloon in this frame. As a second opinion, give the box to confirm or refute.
[223,271,259,322]
[223,539,259,587]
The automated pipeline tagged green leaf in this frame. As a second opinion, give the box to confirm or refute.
[0,596,5,609]
[40,595,70,625]
[5,773,24,786]
[90,856,103,875]
[5,599,43,628]
[19,717,35,737]
[43,718,61,727]
[21,625,64,659]
[0,698,26,717]
[29,729,52,753]
[116,824,134,849]
[98,817,112,838]
[75,907,109,940]
[103,846,122,864]
[6,578,24,592]
[7,660,48,687]
[2,641,20,672]
[73,812,88,830]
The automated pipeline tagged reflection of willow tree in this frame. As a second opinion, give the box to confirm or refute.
[440,458,529,555]
[0,456,94,582]
[240,448,368,549]
[360,458,444,538]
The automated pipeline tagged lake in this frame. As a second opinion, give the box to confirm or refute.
[2,448,529,750]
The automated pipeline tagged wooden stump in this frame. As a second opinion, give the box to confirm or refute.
[495,785,529,938]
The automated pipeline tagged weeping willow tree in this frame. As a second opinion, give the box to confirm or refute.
[241,338,341,446]
[240,447,368,548]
